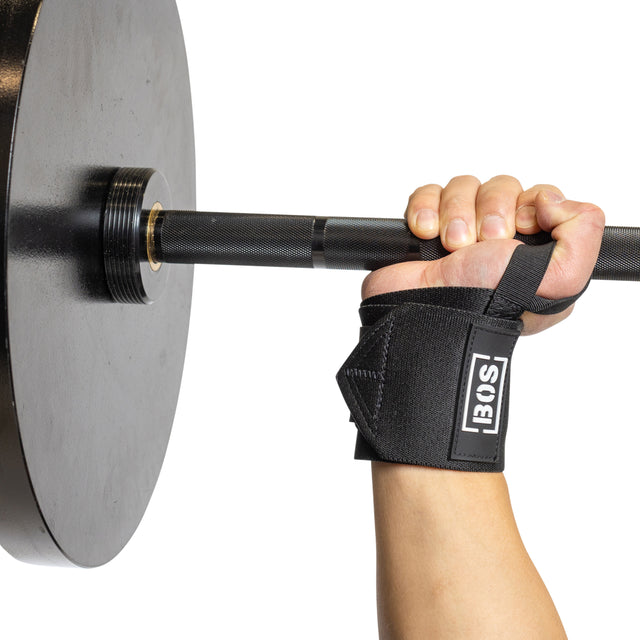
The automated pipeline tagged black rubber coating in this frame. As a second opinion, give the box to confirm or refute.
[155,211,640,281]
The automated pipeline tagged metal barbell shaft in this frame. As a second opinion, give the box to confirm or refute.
[152,210,640,281]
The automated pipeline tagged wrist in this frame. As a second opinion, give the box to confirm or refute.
[371,461,513,533]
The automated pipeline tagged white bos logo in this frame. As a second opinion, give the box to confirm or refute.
[461,353,508,435]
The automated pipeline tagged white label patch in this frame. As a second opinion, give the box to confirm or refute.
[450,324,518,464]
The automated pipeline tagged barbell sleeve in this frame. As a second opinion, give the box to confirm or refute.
[152,211,640,281]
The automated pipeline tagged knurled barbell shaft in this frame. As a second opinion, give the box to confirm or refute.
[152,209,640,281]
[101,169,640,305]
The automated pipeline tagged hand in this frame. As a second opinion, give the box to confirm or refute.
[362,175,605,335]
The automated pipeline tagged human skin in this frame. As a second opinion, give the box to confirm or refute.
[361,175,605,639]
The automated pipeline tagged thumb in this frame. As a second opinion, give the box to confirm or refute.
[533,190,605,299]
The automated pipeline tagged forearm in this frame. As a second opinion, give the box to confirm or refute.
[372,462,566,640]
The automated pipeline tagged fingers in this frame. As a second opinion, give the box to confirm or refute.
[438,175,480,251]
[406,177,481,250]
[475,175,522,241]
[533,190,605,299]
[406,175,525,251]
[404,184,442,239]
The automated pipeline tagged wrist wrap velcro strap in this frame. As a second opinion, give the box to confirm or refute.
[336,242,587,471]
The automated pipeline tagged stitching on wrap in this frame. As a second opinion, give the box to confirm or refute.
[343,376,375,442]
[342,312,395,441]
[354,317,393,363]
[372,317,394,424]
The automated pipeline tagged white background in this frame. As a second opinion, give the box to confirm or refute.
[2,1,640,638]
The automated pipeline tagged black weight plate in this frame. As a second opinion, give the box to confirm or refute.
[0,0,195,566]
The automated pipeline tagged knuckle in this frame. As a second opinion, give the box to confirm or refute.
[407,184,441,210]
[531,183,560,193]
[487,174,521,188]
[449,174,481,187]
[442,194,473,219]
[477,191,508,215]
[409,183,440,200]
[578,203,606,229]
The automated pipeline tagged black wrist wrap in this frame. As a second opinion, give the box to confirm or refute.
[336,242,586,472]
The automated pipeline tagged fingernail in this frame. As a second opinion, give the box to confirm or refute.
[446,218,469,246]
[541,189,565,203]
[480,214,507,239]
[516,205,537,229]
[415,208,438,234]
